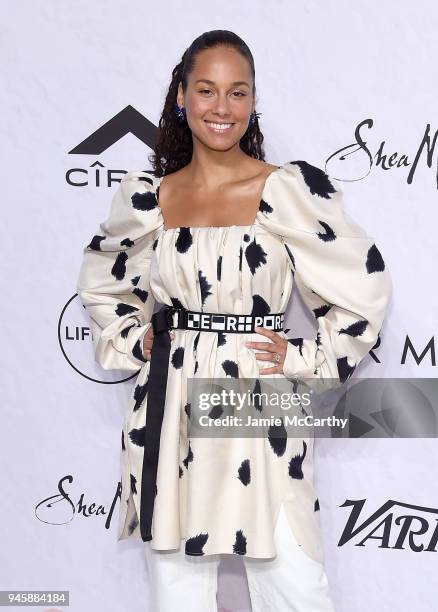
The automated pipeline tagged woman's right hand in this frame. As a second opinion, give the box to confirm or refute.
[142,325,174,360]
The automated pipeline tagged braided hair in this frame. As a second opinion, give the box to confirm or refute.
[148,30,266,177]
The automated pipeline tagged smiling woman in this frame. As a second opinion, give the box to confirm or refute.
[76,28,391,612]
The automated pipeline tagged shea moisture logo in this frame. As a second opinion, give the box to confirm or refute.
[326,117,438,186]
[339,499,438,553]
[35,475,121,532]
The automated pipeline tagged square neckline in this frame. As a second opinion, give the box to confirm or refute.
[155,164,283,232]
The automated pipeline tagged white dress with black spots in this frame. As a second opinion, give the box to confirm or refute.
[76,160,392,562]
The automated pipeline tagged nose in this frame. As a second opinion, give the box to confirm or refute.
[211,92,232,117]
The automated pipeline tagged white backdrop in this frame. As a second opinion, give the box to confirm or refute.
[2,1,437,611]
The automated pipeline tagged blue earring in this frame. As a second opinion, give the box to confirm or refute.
[174,103,187,124]
[249,110,257,126]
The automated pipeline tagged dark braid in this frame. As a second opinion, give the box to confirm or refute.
[148,30,266,177]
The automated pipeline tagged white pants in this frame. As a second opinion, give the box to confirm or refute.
[143,504,336,612]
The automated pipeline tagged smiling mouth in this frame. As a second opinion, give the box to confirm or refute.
[204,120,234,133]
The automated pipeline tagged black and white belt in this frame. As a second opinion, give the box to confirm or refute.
[139,304,285,542]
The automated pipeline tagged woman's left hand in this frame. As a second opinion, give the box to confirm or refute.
[245,326,288,375]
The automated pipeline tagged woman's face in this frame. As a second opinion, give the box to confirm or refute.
[177,45,255,152]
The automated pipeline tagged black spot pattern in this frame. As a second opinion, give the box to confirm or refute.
[366,244,386,273]
[288,440,307,479]
[115,303,138,317]
[268,419,287,457]
[259,198,273,214]
[186,533,209,555]
[314,304,332,318]
[184,402,191,419]
[87,235,105,250]
[193,331,200,353]
[176,227,193,253]
[245,239,268,274]
[317,220,336,242]
[171,346,184,369]
[112,252,128,281]
[208,404,223,419]
[132,338,147,364]
[121,323,135,339]
[290,160,337,199]
[314,498,320,512]
[198,270,213,305]
[237,459,251,486]
[133,381,148,412]
[217,255,222,281]
[217,332,227,347]
[339,319,368,337]
[182,441,194,469]
[128,425,145,447]
[337,357,356,383]
[170,296,185,310]
[132,284,149,303]
[121,237,135,248]
[250,379,263,412]
[251,294,270,317]
[222,360,239,378]
[233,530,247,555]
[131,190,159,211]
[121,429,125,451]
[130,473,137,495]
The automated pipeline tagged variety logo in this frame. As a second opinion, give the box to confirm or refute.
[339,499,438,552]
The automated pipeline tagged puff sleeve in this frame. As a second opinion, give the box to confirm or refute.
[76,171,163,372]
[258,160,392,393]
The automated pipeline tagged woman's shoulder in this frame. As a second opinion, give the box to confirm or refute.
[121,168,160,191]
[258,159,370,239]
[269,159,342,198]
[84,170,163,253]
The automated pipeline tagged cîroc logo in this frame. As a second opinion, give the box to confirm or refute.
[69,105,157,156]
[339,498,438,552]
[66,105,157,188]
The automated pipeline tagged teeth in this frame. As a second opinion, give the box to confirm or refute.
[206,121,233,130]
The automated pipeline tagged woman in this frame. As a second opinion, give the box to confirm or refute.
[77,30,392,612]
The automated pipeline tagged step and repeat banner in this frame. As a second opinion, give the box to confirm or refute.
[2,1,437,611]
